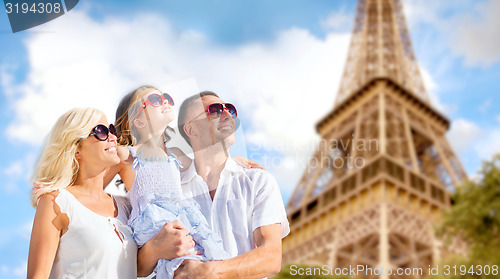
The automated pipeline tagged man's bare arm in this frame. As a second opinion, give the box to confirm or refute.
[174,223,283,279]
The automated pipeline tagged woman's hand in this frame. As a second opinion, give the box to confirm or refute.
[233,156,265,170]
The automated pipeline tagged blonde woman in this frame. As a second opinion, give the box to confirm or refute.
[27,108,137,279]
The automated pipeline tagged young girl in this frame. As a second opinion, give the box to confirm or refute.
[112,86,257,278]
[27,108,137,279]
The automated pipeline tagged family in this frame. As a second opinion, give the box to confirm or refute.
[27,86,290,279]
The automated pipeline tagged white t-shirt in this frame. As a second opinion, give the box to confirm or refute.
[181,157,290,257]
[49,188,137,279]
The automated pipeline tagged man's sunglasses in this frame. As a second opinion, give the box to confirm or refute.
[88,124,117,141]
[134,93,175,119]
[189,103,238,123]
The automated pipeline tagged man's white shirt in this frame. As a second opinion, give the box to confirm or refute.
[181,157,290,257]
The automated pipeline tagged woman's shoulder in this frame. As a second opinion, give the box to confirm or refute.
[36,189,68,220]
[37,190,59,206]
[38,189,67,204]
[34,189,70,235]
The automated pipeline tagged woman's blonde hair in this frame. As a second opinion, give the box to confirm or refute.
[31,107,104,206]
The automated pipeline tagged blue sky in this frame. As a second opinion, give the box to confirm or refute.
[1,0,500,277]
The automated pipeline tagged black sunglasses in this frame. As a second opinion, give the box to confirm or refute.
[88,124,117,141]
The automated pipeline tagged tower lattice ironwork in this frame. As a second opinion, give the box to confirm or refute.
[282,1,467,278]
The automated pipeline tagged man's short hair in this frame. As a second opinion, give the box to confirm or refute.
[178,91,219,147]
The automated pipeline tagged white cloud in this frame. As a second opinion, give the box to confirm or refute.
[420,67,443,112]
[2,10,351,195]
[446,118,482,156]
[403,0,450,30]
[265,155,307,203]
[3,161,23,177]
[249,143,318,203]
[232,29,350,154]
[450,0,500,67]
[475,128,500,160]
[3,182,17,193]
[0,65,16,98]
[0,261,27,279]
[415,66,458,117]
[12,261,27,278]
[0,221,31,279]
[17,221,33,241]
[4,11,350,149]
[446,118,500,176]
[1,153,36,194]
[4,12,207,145]
[403,0,500,72]
[478,98,492,113]
[320,9,353,32]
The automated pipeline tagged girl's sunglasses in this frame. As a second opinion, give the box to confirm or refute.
[88,124,117,141]
[134,93,175,119]
[189,103,238,123]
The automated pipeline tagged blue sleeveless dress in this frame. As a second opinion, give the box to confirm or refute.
[127,146,229,279]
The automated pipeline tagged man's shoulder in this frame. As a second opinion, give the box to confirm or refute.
[242,167,275,180]
[230,160,275,180]
[228,165,279,193]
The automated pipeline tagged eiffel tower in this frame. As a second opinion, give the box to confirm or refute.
[282,0,466,278]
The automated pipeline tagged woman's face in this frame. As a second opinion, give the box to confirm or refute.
[134,88,175,137]
[77,115,120,168]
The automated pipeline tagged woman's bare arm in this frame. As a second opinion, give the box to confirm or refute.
[27,192,68,279]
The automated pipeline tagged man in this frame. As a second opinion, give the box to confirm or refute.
[137,91,289,279]
[178,91,290,278]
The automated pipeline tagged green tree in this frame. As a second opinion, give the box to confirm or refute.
[428,155,500,279]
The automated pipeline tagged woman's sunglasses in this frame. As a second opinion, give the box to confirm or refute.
[189,103,238,123]
[134,93,175,119]
[88,124,117,141]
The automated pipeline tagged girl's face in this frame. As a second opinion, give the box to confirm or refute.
[134,88,175,138]
[77,115,120,168]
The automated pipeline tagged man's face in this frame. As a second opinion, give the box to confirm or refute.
[186,95,237,150]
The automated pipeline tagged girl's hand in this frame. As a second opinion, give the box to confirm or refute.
[116,145,132,163]
[104,145,134,190]
[233,156,265,170]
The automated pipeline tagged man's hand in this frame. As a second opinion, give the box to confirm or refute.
[174,260,216,279]
[137,220,201,276]
[149,220,200,260]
